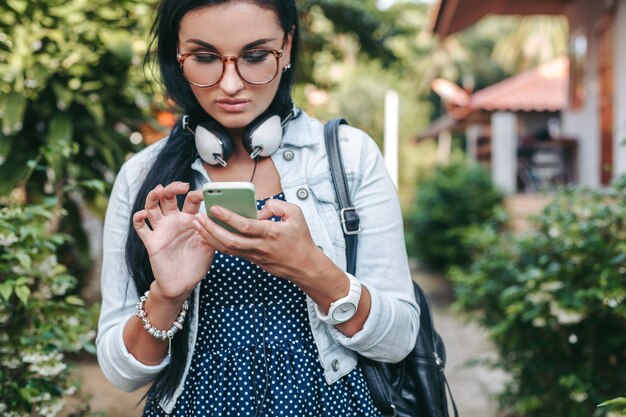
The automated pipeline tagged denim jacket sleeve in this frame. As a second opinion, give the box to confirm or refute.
[96,144,170,392]
[325,125,420,363]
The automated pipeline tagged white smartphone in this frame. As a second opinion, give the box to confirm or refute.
[201,182,257,234]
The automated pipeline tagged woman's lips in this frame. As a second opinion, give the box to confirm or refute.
[216,99,250,112]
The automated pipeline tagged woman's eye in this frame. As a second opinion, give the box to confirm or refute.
[193,53,220,64]
[242,50,271,63]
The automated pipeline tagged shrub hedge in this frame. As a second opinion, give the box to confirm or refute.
[0,202,96,416]
[408,159,505,271]
[451,180,626,417]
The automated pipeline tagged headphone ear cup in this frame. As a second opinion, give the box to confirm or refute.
[195,121,234,166]
[242,112,283,158]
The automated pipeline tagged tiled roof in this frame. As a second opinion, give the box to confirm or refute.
[470,57,569,112]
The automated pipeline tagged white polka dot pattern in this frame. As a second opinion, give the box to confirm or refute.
[142,193,382,417]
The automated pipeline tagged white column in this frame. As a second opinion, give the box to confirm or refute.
[437,130,452,164]
[465,124,482,161]
[614,0,626,178]
[491,112,518,194]
[384,89,399,188]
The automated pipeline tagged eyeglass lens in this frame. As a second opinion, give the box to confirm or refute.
[182,50,279,86]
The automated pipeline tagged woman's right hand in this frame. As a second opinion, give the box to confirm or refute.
[133,182,214,304]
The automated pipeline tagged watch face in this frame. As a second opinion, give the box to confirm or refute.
[331,302,357,322]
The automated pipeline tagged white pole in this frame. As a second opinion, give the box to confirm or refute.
[437,130,452,164]
[384,89,399,188]
[492,111,518,194]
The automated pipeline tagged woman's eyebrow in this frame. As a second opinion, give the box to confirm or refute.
[186,37,277,52]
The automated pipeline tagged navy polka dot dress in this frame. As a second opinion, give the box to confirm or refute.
[142,193,382,417]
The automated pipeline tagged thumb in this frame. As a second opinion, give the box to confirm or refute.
[258,199,293,221]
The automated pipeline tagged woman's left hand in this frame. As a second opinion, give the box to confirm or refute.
[193,199,321,282]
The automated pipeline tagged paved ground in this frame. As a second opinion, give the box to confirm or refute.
[413,266,510,417]
[62,265,508,417]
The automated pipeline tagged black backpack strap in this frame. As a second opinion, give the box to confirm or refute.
[323,118,361,275]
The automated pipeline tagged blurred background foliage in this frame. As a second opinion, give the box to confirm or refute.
[407,158,506,272]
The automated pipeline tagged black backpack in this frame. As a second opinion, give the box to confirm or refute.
[323,118,459,417]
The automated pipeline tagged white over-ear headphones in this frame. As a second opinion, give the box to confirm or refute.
[183,107,300,167]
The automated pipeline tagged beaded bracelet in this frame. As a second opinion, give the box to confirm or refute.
[135,290,189,356]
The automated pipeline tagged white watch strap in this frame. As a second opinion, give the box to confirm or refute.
[315,273,362,325]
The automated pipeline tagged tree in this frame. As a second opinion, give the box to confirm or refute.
[0,0,161,281]
[0,0,159,207]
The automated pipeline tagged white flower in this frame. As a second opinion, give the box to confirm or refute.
[550,302,584,325]
[604,297,621,308]
[570,391,588,402]
[23,351,62,364]
[526,292,551,305]
[532,317,546,328]
[540,281,564,292]
[29,361,67,377]
[548,227,560,238]
[568,334,578,344]
[2,357,22,369]
[38,399,64,417]
[0,233,18,246]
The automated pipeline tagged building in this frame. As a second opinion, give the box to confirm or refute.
[431,0,626,190]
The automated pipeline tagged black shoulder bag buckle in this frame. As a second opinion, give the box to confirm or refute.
[323,118,459,417]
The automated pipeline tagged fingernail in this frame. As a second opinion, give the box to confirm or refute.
[210,206,223,217]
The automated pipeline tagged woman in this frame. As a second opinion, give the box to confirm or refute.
[96,1,420,416]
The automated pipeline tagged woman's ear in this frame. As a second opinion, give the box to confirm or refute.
[282,26,295,68]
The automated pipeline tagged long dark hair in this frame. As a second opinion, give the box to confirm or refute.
[125,0,300,403]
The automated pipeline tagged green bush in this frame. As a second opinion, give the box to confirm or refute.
[0,202,97,416]
[0,0,158,201]
[450,180,626,417]
[408,159,505,271]
[0,0,160,290]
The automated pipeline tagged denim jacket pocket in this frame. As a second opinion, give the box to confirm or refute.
[308,179,346,252]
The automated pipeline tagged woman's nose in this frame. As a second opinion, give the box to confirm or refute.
[219,61,244,95]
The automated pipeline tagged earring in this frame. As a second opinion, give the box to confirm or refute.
[282,63,292,73]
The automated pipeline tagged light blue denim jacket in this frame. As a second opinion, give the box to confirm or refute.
[96,111,420,413]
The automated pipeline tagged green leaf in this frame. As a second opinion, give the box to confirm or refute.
[1,93,28,136]
[63,179,107,194]
[598,397,626,407]
[85,102,105,127]
[6,0,27,13]
[0,283,13,301]
[15,285,30,305]
[14,251,31,270]
[52,82,74,111]
[99,30,134,63]
[19,387,32,402]
[83,342,97,355]
[47,114,74,145]
[0,128,13,160]
[15,276,30,286]
[65,295,85,306]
